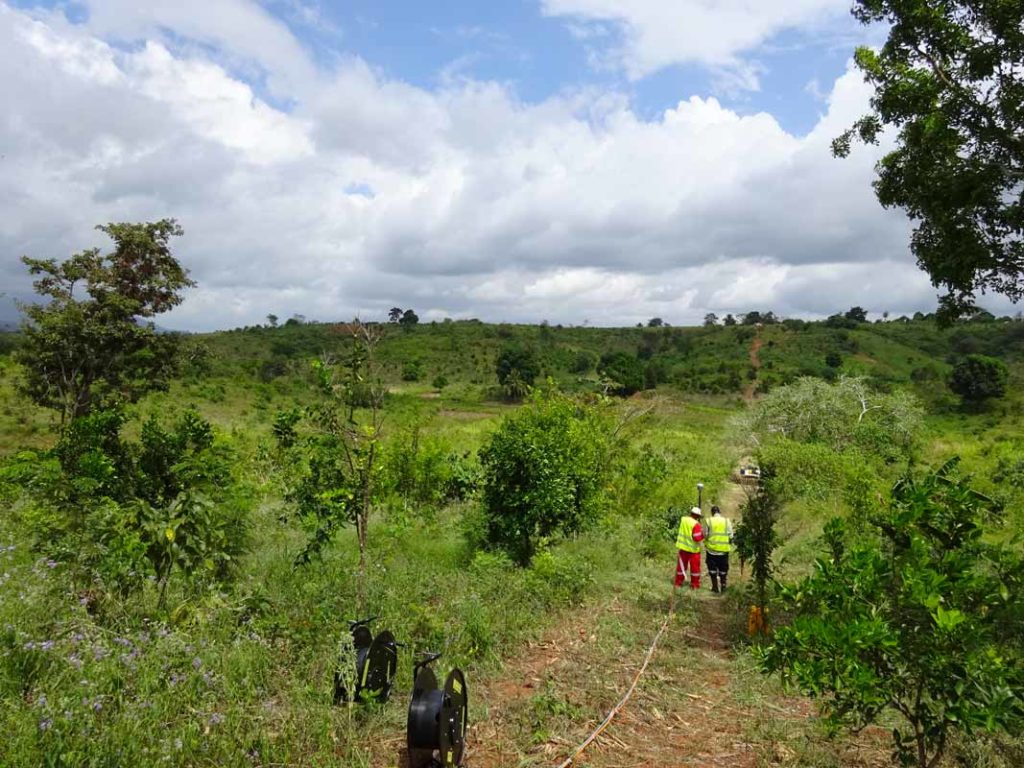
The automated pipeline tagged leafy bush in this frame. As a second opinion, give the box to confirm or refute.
[756,439,877,512]
[597,351,645,396]
[134,492,247,606]
[571,349,598,374]
[4,409,247,601]
[526,550,593,605]
[478,391,612,564]
[760,460,1024,768]
[949,354,1009,405]
[496,344,540,398]
[381,428,480,508]
[993,454,1024,489]
[732,478,780,618]
[736,376,923,461]
[258,359,288,382]
[401,359,423,381]
[272,408,301,449]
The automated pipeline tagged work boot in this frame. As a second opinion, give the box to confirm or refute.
[719,574,728,592]
[709,574,720,593]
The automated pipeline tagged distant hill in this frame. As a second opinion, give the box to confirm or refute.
[190,316,1024,401]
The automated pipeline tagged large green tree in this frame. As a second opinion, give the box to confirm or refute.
[597,351,645,396]
[948,353,1010,405]
[836,1,1024,321]
[496,344,541,399]
[16,220,194,423]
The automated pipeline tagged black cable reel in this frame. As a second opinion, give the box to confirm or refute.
[333,616,398,704]
[407,652,469,768]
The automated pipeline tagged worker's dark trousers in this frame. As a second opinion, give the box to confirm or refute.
[707,552,730,592]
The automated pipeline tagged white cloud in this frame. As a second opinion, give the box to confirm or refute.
[77,0,318,98]
[540,0,850,84]
[127,42,313,164]
[3,1,1011,332]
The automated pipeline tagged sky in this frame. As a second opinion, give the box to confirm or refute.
[0,0,1017,330]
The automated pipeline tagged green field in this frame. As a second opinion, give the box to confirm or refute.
[1,315,1022,767]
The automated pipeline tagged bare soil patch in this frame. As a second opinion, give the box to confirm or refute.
[458,582,893,768]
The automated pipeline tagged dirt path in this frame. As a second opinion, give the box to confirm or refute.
[369,484,890,767]
[742,329,764,403]
[457,493,894,768]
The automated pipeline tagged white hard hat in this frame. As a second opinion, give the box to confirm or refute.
[690,506,702,516]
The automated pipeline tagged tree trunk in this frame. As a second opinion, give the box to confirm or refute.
[157,571,170,611]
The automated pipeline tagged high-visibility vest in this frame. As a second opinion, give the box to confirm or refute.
[676,516,701,553]
[706,515,732,554]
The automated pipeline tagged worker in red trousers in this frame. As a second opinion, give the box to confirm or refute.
[675,506,704,589]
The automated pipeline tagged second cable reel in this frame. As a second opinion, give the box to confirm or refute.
[334,616,399,704]
[407,652,468,768]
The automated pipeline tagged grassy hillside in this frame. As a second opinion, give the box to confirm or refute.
[131,313,1024,396]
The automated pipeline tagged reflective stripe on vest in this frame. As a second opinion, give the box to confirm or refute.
[706,515,731,553]
[676,516,700,553]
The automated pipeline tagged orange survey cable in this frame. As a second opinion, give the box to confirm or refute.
[552,586,678,768]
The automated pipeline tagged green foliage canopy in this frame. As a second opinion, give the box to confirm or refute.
[949,353,1010,404]
[737,376,923,461]
[399,309,419,329]
[16,220,194,422]
[496,344,541,398]
[844,306,868,323]
[760,460,1024,768]
[597,351,645,396]
[837,1,1024,319]
[4,407,246,603]
[479,391,612,565]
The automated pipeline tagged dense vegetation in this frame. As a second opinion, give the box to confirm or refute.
[2,274,1023,765]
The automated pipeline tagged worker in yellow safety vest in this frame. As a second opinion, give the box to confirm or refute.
[705,505,734,593]
[674,507,704,590]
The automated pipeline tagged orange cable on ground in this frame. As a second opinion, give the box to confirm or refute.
[553,588,677,768]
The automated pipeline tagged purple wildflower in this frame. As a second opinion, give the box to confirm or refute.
[191,657,202,670]
[46,560,58,569]
[208,713,224,726]
[39,717,53,731]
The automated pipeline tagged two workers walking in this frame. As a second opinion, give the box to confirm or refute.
[675,504,733,593]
